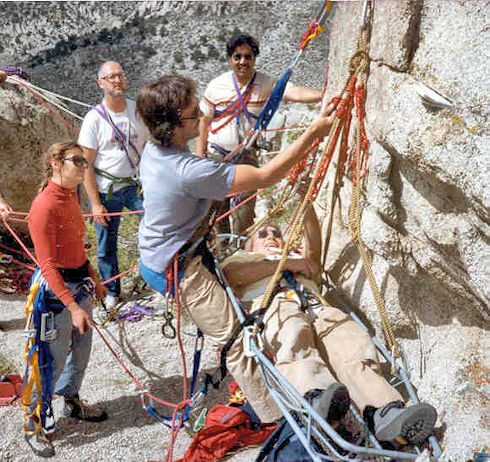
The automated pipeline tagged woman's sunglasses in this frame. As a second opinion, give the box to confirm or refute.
[257,228,282,239]
[63,156,88,168]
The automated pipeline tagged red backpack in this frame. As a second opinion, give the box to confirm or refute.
[177,403,276,462]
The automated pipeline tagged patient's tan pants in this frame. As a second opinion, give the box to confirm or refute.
[250,294,403,411]
[179,257,281,422]
[180,258,402,423]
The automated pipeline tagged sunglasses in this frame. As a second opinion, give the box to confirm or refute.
[232,53,253,62]
[257,228,282,239]
[63,156,88,167]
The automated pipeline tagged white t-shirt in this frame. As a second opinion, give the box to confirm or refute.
[199,71,291,153]
[78,99,149,194]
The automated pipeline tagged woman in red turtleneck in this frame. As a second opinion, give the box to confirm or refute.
[25,141,108,457]
[29,141,106,332]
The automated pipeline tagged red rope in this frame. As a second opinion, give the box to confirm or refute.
[83,210,144,218]
[91,321,191,409]
[1,218,39,267]
[8,257,36,272]
[216,190,260,223]
[13,79,79,134]
[0,242,29,258]
[221,140,246,163]
[264,124,309,133]
[101,264,139,286]
[164,256,189,462]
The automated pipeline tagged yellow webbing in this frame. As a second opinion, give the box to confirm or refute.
[22,282,43,435]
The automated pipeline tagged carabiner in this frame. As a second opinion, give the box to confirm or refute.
[161,319,176,339]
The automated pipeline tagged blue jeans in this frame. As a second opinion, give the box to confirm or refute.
[49,282,94,398]
[94,185,143,297]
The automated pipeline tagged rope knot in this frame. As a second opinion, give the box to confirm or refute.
[348,50,369,76]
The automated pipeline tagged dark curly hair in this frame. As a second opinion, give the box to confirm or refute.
[226,33,260,58]
[136,75,197,147]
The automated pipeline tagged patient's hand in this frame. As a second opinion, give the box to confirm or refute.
[284,257,319,279]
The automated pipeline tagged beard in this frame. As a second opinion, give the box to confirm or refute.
[105,86,126,97]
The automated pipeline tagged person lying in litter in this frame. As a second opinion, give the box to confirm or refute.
[136,74,335,425]
[222,194,438,447]
[24,141,108,458]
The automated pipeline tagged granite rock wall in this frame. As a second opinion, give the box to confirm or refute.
[319,1,488,458]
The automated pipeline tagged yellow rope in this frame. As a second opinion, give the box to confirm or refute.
[22,282,43,435]
[251,2,402,363]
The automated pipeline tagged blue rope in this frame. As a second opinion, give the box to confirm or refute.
[144,329,205,426]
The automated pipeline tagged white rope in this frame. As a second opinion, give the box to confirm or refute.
[7,76,92,108]
[7,76,85,120]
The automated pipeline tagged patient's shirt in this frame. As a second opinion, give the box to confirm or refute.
[221,250,319,303]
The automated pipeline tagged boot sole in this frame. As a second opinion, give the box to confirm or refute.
[25,433,55,458]
[376,403,437,445]
[312,383,350,423]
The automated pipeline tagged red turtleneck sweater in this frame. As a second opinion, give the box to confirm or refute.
[28,180,96,306]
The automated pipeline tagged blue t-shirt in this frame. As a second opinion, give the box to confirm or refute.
[139,142,236,273]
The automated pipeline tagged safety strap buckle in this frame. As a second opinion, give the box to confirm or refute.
[40,312,58,342]
[22,312,37,339]
[242,325,263,358]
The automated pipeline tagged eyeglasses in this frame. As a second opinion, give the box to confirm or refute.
[100,72,126,82]
[232,53,253,62]
[257,228,282,239]
[63,156,89,167]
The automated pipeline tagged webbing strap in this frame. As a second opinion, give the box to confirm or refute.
[219,304,270,382]
[94,167,139,200]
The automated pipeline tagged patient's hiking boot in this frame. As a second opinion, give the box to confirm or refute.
[305,382,350,425]
[63,395,108,422]
[25,418,55,458]
[373,401,437,445]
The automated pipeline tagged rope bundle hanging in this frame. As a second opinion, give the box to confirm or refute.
[249,0,401,361]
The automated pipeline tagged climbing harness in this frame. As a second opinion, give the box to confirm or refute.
[21,269,94,434]
[93,167,140,201]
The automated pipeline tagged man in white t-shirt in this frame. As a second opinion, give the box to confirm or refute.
[196,33,323,236]
[222,203,438,447]
[78,61,149,308]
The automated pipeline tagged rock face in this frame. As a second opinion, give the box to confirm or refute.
[320,1,489,459]
[0,83,75,217]
[1,1,488,460]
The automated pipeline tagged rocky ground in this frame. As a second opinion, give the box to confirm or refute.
[1,288,487,461]
[0,291,260,462]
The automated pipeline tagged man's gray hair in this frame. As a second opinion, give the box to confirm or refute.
[97,61,122,80]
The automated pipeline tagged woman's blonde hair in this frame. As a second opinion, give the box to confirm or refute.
[39,141,82,192]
